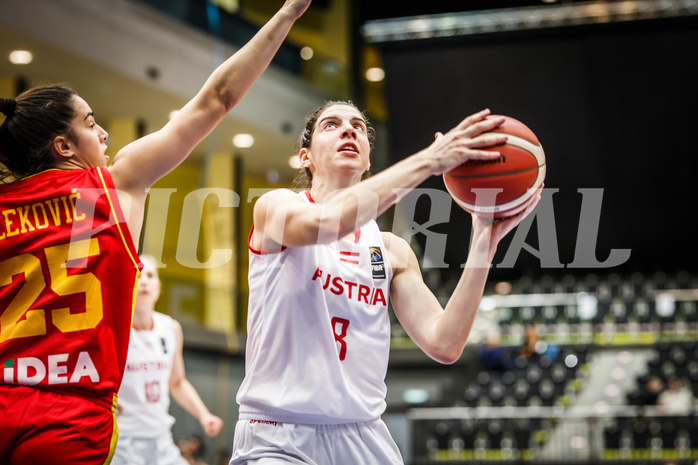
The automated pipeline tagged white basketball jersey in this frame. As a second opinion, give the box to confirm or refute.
[117,312,177,437]
[237,191,393,425]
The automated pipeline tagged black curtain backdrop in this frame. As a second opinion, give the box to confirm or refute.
[376,16,697,282]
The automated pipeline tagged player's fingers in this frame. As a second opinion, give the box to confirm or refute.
[462,116,506,138]
[467,133,508,149]
[463,149,502,160]
[454,108,491,130]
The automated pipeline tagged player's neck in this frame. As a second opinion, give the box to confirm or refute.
[132,307,154,330]
[310,175,361,202]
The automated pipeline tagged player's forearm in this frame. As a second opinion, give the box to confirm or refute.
[431,236,493,363]
[320,150,438,238]
[171,379,211,421]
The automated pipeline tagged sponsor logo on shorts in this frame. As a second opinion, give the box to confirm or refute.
[250,420,278,426]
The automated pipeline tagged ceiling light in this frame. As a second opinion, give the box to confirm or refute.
[365,67,385,82]
[288,155,301,169]
[9,50,33,65]
[232,133,254,148]
[300,46,314,61]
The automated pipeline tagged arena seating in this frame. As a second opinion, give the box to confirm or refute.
[406,271,698,464]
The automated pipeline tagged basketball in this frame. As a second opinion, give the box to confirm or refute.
[443,115,546,218]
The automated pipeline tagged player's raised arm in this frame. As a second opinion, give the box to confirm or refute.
[108,0,311,196]
[251,106,506,251]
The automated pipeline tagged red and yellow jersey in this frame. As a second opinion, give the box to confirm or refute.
[0,168,141,410]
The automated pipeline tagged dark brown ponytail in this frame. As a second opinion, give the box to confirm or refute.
[0,86,78,182]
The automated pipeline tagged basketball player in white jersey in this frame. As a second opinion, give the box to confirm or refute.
[230,102,543,464]
[113,256,224,465]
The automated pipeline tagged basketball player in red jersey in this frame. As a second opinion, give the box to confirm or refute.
[0,1,311,463]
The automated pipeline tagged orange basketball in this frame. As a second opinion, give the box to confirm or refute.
[443,115,546,218]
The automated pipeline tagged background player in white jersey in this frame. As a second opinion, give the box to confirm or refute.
[113,256,224,465]
[230,101,544,464]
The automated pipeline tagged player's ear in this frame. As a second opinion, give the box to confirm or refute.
[52,135,75,160]
[299,148,312,168]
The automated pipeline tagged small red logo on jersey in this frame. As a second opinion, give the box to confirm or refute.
[339,250,360,265]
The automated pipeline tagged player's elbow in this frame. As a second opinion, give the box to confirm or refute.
[428,344,465,365]
[220,93,240,114]
[436,351,463,365]
[168,377,184,393]
[209,79,242,113]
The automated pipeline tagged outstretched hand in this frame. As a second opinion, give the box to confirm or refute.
[427,109,509,175]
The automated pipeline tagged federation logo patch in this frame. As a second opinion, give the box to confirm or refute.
[370,246,386,279]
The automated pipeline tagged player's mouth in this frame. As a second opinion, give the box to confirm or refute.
[338,143,359,155]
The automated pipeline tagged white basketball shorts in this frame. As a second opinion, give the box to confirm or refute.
[229,418,404,464]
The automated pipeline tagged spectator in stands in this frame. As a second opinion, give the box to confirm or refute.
[638,376,663,407]
[478,331,515,372]
[657,376,696,413]
[520,323,542,359]
[518,322,560,365]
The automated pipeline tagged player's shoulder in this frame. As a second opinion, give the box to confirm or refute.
[254,188,305,211]
[380,231,408,250]
[380,232,417,272]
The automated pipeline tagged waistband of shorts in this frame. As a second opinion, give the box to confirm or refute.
[239,405,378,426]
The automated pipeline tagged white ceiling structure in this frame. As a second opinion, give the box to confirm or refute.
[0,0,328,181]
